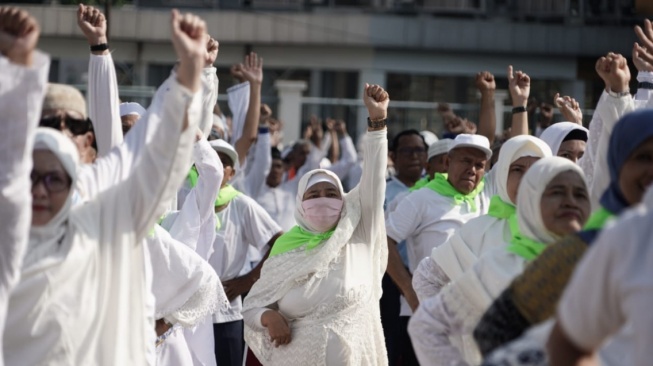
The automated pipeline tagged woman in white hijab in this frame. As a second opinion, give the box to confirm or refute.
[412,135,552,302]
[241,84,390,365]
[4,66,199,365]
[539,122,588,163]
[408,156,591,366]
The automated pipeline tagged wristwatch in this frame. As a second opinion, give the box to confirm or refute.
[607,88,630,98]
[367,117,387,129]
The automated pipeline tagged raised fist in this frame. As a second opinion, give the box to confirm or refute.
[475,71,496,93]
[508,65,531,107]
[171,9,207,92]
[596,52,630,94]
[77,4,107,47]
[0,7,40,66]
[554,93,583,125]
[205,35,219,67]
[363,83,389,122]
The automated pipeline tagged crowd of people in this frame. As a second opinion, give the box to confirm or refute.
[1,3,653,366]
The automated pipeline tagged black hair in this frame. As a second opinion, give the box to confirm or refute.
[390,129,427,152]
[562,129,588,143]
[271,147,282,160]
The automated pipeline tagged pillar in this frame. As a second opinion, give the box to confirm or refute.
[275,80,308,144]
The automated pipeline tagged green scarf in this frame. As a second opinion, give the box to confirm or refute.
[505,215,547,261]
[487,195,516,219]
[425,173,485,212]
[583,206,615,231]
[215,184,241,208]
[187,165,199,188]
[269,226,335,257]
[409,176,431,192]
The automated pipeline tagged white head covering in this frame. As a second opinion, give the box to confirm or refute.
[119,102,147,118]
[428,139,452,160]
[295,169,345,234]
[493,136,552,205]
[28,128,79,263]
[209,139,240,171]
[516,156,587,244]
[539,122,589,155]
[43,83,87,119]
[449,133,493,159]
[420,130,439,146]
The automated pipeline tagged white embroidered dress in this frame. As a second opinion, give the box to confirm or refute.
[242,130,388,365]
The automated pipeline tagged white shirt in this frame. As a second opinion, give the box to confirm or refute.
[257,183,297,232]
[558,202,653,366]
[210,194,282,323]
[0,52,50,366]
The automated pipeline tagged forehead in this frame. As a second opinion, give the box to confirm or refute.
[396,134,424,148]
[305,181,339,193]
[546,170,586,188]
[510,156,540,166]
[33,149,66,172]
[451,147,487,160]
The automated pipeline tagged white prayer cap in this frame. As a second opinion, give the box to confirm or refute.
[209,139,239,170]
[42,83,87,119]
[427,139,452,160]
[119,102,147,118]
[449,134,492,159]
[420,130,439,146]
[306,172,339,191]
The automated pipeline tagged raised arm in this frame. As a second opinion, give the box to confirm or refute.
[166,136,223,251]
[77,5,122,156]
[475,71,496,145]
[507,65,530,137]
[244,123,272,198]
[232,52,263,166]
[109,10,205,240]
[0,5,49,330]
[199,37,219,137]
[358,84,389,237]
[326,120,358,180]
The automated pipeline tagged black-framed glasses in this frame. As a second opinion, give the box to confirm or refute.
[39,115,94,136]
[396,147,427,157]
[30,171,71,193]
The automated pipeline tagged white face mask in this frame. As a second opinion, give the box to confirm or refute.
[301,197,343,233]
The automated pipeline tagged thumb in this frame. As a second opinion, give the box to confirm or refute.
[170,9,182,36]
[507,65,514,81]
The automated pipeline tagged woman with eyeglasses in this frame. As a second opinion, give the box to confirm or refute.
[2,9,208,366]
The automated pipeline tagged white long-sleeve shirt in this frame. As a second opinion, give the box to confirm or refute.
[0,52,50,366]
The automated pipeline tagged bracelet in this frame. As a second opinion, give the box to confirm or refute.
[367,117,387,129]
[607,88,630,98]
[258,126,270,134]
[512,106,527,114]
[90,43,109,52]
[639,82,653,90]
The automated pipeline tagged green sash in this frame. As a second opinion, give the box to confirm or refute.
[487,195,515,219]
[409,177,431,192]
[269,226,335,257]
[583,207,615,231]
[506,215,546,261]
[425,173,485,212]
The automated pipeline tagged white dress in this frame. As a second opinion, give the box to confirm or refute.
[0,51,50,366]
[242,130,389,365]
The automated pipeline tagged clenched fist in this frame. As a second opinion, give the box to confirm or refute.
[171,9,207,93]
[364,83,389,122]
[475,71,496,93]
[0,7,40,66]
[77,4,107,51]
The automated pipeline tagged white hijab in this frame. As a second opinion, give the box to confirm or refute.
[539,122,588,156]
[493,135,552,205]
[25,127,79,267]
[430,136,551,282]
[294,169,345,234]
[516,156,587,244]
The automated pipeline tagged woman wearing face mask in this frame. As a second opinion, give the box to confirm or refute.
[473,109,653,366]
[241,84,390,365]
[408,157,591,366]
[412,135,552,304]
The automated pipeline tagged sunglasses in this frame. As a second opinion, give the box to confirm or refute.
[30,171,71,193]
[40,115,95,136]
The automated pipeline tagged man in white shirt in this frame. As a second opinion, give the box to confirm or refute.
[208,140,283,366]
[385,134,493,315]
